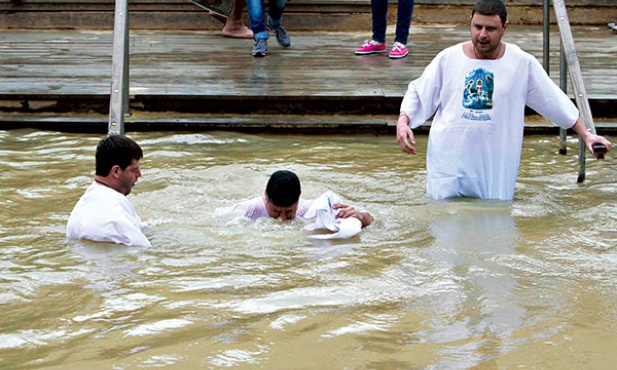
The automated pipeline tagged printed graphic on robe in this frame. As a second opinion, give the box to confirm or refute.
[463,68,494,110]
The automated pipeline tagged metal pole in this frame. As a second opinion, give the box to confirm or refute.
[552,0,602,183]
[108,0,130,136]
[543,0,550,74]
[544,0,569,155]
[577,134,587,183]
[558,39,568,155]
[123,5,130,117]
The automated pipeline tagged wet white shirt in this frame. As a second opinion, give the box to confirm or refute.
[400,42,579,200]
[302,191,363,239]
[66,181,151,247]
[233,196,312,219]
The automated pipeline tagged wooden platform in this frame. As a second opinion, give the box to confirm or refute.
[0,23,615,134]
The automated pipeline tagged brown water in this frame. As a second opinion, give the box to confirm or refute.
[1,129,616,369]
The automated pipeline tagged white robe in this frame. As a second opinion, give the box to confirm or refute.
[66,181,151,247]
[400,42,579,200]
[302,191,363,240]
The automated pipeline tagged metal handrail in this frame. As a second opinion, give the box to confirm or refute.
[544,0,604,182]
[108,0,129,136]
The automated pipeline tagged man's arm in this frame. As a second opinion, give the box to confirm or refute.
[396,112,417,155]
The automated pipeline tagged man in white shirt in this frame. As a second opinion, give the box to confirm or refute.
[234,170,374,228]
[396,0,612,201]
[67,135,151,247]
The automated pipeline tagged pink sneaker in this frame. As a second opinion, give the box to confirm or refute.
[355,40,387,55]
[389,42,409,59]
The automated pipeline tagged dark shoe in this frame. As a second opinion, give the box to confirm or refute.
[267,23,291,48]
[252,38,267,57]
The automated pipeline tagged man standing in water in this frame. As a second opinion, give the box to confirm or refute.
[234,170,374,228]
[396,0,611,200]
[67,135,151,248]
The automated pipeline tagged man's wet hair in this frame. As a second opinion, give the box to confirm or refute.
[265,170,301,207]
[95,135,143,176]
[472,0,508,27]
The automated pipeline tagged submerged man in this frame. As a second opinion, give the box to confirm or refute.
[396,0,611,200]
[66,135,151,247]
[234,170,374,228]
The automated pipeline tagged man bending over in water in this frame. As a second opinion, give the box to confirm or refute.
[234,170,374,228]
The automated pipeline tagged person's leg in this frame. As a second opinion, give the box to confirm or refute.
[247,0,268,56]
[246,0,268,40]
[267,0,290,48]
[394,0,415,45]
[354,0,388,54]
[221,0,253,39]
[371,0,388,44]
[267,0,285,25]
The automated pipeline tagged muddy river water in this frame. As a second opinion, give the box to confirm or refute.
[1,129,616,369]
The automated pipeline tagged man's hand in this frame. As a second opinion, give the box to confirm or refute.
[396,114,417,155]
[584,134,612,157]
[571,116,612,157]
[333,203,374,228]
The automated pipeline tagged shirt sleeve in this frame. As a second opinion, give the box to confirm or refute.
[233,197,268,219]
[525,55,579,128]
[400,50,446,129]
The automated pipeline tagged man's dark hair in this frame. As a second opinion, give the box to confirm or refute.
[472,0,507,26]
[95,135,143,176]
[265,170,301,207]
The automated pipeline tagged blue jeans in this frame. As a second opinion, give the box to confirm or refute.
[247,0,286,40]
[371,0,415,45]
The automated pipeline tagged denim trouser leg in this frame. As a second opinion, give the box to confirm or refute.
[247,0,268,39]
[371,0,415,45]
[370,0,388,44]
[395,0,415,45]
[268,0,286,26]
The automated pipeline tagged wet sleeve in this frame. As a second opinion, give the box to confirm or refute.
[232,198,266,219]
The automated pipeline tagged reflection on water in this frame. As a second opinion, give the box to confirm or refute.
[1,129,617,369]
